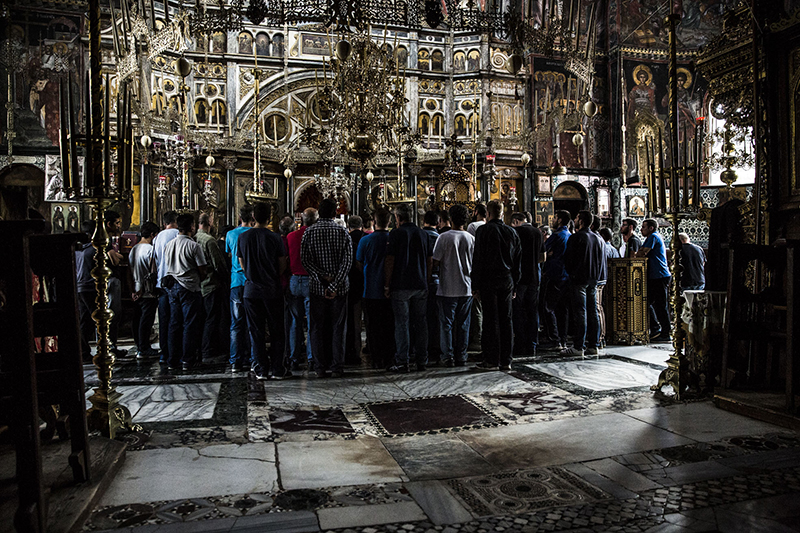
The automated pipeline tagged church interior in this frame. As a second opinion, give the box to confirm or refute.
[1,0,800,532]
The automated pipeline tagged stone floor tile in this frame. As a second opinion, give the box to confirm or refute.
[317,502,426,529]
[405,480,474,525]
[583,458,663,492]
[382,434,495,481]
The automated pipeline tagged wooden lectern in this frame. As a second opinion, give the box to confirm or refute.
[608,258,649,345]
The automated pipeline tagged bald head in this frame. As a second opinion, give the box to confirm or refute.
[301,208,319,227]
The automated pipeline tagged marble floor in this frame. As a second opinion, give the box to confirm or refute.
[77,341,800,533]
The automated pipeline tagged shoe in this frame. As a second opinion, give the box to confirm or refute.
[558,343,567,350]
[444,360,455,368]
[386,365,409,373]
[584,347,599,355]
[560,347,584,356]
[230,364,245,373]
[314,371,329,379]
[330,371,344,378]
[472,362,498,371]
[167,365,180,371]
[254,368,269,380]
[182,361,198,371]
[110,347,128,358]
[499,364,512,371]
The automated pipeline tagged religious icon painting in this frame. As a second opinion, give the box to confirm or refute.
[627,194,646,217]
[535,173,552,197]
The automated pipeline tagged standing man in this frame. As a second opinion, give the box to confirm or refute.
[238,202,288,380]
[356,208,395,369]
[129,221,160,359]
[422,211,441,364]
[285,208,317,370]
[436,209,452,233]
[510,212,545,357]
[562,211,605,356]
[385,203,432,372]
[636,218,672,342]
[225,205,254,372]
[433,204,474,367]
[152,210,179,363]
[619,218,642,258]
[472,200,521,371]
[301,198,352,378]
[76,220,97,363]
[678,233,706,291]
[466,202,486,352]
[196,212,228,362]
[345,215,365,365]
[542,210,571,349]
[163,214,207,370]
[599,228,621,260]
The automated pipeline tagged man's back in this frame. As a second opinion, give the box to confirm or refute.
[226,226,251,288]
[301,219,353,295]
[387,222,430,291]
[513,223,544,286]
[564,229,605,283]
[680,242,706,288]
[153,228,179,287]
[164,234,206,291]
[472,219,521,289]
[433,230,474,297]
[238,227,284,298]
[357,229,390,299]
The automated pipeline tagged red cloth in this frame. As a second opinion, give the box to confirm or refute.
[285,226,309,276]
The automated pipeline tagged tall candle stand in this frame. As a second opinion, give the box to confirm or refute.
[60,0,140,438]
[644,9,705,400]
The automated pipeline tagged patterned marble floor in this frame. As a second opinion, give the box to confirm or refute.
[76,341,800,532]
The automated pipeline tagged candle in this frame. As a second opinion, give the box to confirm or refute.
[104,73,111,190]
[67,76,77,190]
[645,137,654,213]
[658,128,666,213]
[59,80,71,191]
[682,138,689,209]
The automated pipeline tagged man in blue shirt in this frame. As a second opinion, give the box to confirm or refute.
[225,205,254,372]
[385,203,432,372]
[542,210,571,349]
[356,208,395,369]
[636,218,672,342]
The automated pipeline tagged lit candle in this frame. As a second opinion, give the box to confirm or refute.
[658,128,666,213]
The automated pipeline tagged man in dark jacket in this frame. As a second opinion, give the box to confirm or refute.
[562,210,605,356]
[472,200,521,371]
[510,212,545,356]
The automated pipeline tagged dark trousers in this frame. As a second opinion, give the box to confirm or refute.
[345,293,363,364]
[362,298,395,369]
[167,284,203,366]
[427,283,442,359]
[202,289,221,359]
[78,291,96,361]
[244,295,286,377]
[309,294,348,373]
[512,283,540,354]
[157,289,171,361]
[480,280,514,366]
[648,276,672,337]
[542,277,569,343]
[133,297,158,354]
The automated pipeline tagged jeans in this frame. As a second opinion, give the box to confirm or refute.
[362,298,395,369]
[308,294,348,373]
[480,280,514,366]
[287,275,312,365]
[229,285,250,367]
[167,284,203,366]
[244,296,286,376]
[542,277,569,343]
[391,289,428,367]
[570,280,599,350]
[133,297,158,353]
[107,276,122,346]
[202,289,221,359]
[157,289,171,361]
[345,292,363,364]
[648,276,672,336]
[512,283,540,354]
[438,296,472,364]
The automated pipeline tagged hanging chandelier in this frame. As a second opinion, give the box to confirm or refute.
[314,166,357,200]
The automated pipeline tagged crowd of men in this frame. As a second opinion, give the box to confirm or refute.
[76,197,706,379]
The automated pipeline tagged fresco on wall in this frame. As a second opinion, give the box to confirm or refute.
[615,0,736,49]
[623,59,707,183]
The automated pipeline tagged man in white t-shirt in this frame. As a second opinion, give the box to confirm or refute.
[432,204,475,367]
[163,213,207,370]
[129,221,160,359]
[152,210,179,363]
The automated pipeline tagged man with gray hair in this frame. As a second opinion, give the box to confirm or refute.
[678,233,706,291]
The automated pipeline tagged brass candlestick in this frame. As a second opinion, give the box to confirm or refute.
[646,10,704,400]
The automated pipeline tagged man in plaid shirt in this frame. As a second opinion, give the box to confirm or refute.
[300,198,353,378]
